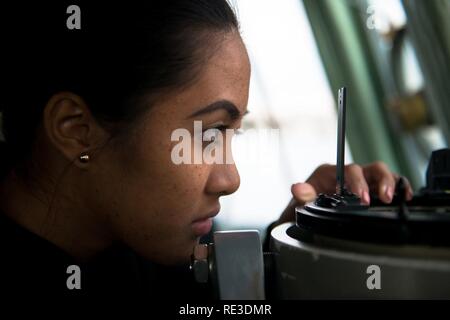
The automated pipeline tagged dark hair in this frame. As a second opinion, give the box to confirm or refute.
[0,0,239,176]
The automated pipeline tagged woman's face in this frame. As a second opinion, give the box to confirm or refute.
[88,32,250,264]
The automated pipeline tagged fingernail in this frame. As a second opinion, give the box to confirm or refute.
[362,191,370,205]
[385,186,393,201]
[300,190,316,198]
[297,184,314,195]
[292,185,313,203]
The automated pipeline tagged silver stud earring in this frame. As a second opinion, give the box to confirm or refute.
[79,153,90,163]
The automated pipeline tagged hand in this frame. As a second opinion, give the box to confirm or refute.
[277,162,414,225]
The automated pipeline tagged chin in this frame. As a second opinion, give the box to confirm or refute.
[134,238,197,266]
[152,250,193,266]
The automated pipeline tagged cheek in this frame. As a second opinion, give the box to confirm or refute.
[118,167,210,263]
[124,136,210,216]
[95,132,212,263]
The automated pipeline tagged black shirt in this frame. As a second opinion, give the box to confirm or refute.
[0,213,212,300]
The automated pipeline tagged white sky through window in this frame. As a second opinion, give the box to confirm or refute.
[217,0,353,232]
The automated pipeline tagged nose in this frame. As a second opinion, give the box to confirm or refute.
[205,163,240,197]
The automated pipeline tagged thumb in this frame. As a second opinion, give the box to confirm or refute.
[291,182,317,205]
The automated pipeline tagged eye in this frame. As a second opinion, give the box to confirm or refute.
[202,127,223,143]
[202,125,241,143]
[213,125,229,132]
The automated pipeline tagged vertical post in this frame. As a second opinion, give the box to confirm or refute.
[336,87,347,195]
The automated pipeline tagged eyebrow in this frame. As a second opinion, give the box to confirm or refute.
[188,100,248,120]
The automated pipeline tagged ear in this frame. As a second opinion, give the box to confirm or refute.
[43,92,107,168]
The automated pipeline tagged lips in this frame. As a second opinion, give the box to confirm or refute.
[191,218,213,237]
[192,206,220,237]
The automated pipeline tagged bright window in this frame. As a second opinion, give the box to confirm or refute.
[217,0,352,232]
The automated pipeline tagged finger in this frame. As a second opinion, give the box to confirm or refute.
[306,164,336,194]
[363,162,396,203]
[291,182,317,205]
[344,164,370,204]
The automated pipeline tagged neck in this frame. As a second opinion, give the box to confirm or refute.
[0,169,114,261]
